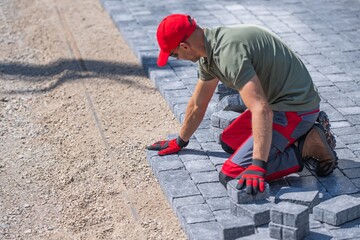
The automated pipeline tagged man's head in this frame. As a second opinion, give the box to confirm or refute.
[156,14,198,67]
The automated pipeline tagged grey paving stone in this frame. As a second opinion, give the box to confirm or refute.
[183,159,216,173]
[337,106,360,116]
[197,182,228,199]
[164,179,201,204]
[220,111,241,130]
[159,79,186,92]
[269,222,310,240]
[217,215,255,240]
[207,150,229,167]
[210,126,223,143]
[186,221,221,240]
[173,195,206,210]
[268,178,290,196]
[337,158,360,170]
[216,83,238,96]
[342,168,360,179]
[230,199,273,226]
[164,89,192,104]
[150,155,185,176]
[271,202,309,228]
[309,214,322,229]
[180,76,198,86]
[275,187,320,211]
[330,120,353,129]
[211,112,221,128]
[304,227,332,240]
[157,170,191,187]
[236,231,273,240]
[215,94,246,113]
[346,142,360,153]
[335,148,356,159]
[338,134,360,144]
[211,110,240,130]
[200,141,224,152]
[350,178,360,188]
[329,227,360,240]
[333,126,360,137]
[318,175,358,196]
[227,180,270,204]
[198,118,211,129]
[285,175,326,193]
[206,197,230,211]
[178,149,209,162]
[146,149,158,162]
[173,103,187,120]
[190,171,219,184]
[313,195,360,226]
[194,128,216,143]
[178,204,216,226]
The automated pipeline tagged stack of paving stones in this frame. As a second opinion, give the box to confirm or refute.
[100,0,360,238]
[269,202,310,239]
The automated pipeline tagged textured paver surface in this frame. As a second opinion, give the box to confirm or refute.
[100,0,360,239]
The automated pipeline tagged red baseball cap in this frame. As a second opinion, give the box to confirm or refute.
[156,14,197,67]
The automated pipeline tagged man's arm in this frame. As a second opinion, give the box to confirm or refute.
[147,77,219,155]
[180,78,219,141]
[236,74,273,194]
[239,75,273,162]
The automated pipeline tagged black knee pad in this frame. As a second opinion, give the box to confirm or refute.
[220,136,235,154]
[219,171,235,188]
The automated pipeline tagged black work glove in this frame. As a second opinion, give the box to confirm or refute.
[147,136,189,156]
[236,159,267,195]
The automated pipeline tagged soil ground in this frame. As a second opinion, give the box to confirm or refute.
[0,0,186,239]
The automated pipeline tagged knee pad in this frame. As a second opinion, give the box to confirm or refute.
[219,171,235,188]
[220,136,235,154]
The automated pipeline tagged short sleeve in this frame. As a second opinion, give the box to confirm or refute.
[198,59,216,81]
[219,43,256,90]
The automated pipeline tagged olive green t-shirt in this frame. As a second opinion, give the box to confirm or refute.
[198,25,320,112]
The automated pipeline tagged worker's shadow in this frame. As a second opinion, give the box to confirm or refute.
[0,58,154,94]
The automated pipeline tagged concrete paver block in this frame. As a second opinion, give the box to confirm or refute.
[184,159,216,173]
[186,222,221,240]
[211,110,240,130]
[190,171,220,184]
[198,182,228,199]
[230,199,273,226]
[313,195,360,226]
[269,222,310,240]
[227,180,270,204]
[270,202,309,228]
[178,204,216,226]
[217,216,255,240]
[215,94,247,113]
[164,179,201,204]
[206,197,230,211]
[275,187,320,211]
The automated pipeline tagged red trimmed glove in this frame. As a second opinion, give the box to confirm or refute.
[147,136,189,156]
[236,159,267,195]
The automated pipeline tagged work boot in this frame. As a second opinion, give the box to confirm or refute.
[300,112,338,177]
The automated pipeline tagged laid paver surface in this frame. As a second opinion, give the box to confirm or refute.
[100,0,360,238]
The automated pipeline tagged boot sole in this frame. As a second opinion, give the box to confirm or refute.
[304,123,338,177]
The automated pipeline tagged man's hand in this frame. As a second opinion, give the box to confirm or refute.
[236,159,267,195]
[147,136,189,156]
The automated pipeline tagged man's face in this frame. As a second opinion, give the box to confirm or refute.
[170,42,200,63]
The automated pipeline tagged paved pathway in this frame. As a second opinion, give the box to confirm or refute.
[100,0,360,239]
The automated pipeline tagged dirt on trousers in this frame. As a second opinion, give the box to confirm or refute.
[0,0,186,239]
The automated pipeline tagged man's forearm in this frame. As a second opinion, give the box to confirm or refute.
[252,107,273,162]
[179,99,206,142]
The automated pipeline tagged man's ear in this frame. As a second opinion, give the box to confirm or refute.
[179,42,189,50]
